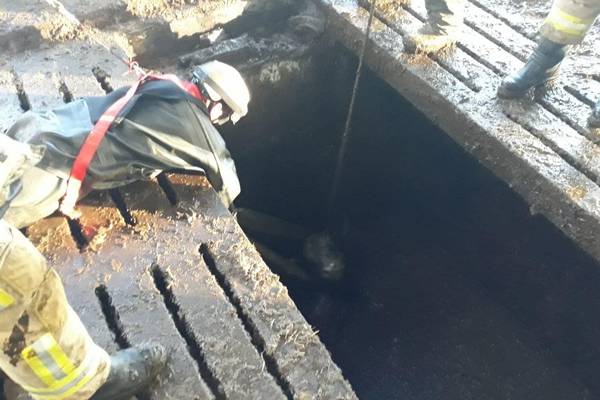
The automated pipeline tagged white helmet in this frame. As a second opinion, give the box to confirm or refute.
[192,61,251,124]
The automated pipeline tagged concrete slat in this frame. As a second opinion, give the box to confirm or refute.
[26,189,216,399]
[155,251,287,400]
[463,1,535,61]
[467,0,600,78]
[466,0,545,39]
[538,88,595,138]
[565,78,600,107]
[11,43,134,106]
[498,98,600,180]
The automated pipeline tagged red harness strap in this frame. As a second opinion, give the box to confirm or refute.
[59,73,203,218]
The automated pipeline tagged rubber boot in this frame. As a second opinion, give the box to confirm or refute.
[90,345,167,400]
[403,23,458,54]
[497,38,569,98]
[589,99,600,129]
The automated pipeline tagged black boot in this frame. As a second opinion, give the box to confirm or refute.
[90,345,167,400]
[498,38,569,98]
[590,99,600,129]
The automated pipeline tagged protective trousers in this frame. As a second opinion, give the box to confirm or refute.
[425,0,465,35]
[0,220,110,400]
[3,167,66,230]
[541,0,600,44]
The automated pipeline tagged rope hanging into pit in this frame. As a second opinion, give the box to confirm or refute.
[327,0,377,228]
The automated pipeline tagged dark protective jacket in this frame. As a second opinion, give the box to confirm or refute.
[7,80,240,206]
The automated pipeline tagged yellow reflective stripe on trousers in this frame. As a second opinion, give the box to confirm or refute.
[20,333,99,399]
[545,7,595,36]
[0,289,15,310]
[30,372,95,400]
[21,334,76,386]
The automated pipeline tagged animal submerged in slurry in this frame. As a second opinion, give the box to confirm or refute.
[303,231,346,282]
[235,208,347,283]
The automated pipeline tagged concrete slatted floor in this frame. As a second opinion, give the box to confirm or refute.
[319,0,600,264]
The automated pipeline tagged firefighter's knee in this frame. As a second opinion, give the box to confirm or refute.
[0,221,68,336]
[0,221,48,312]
